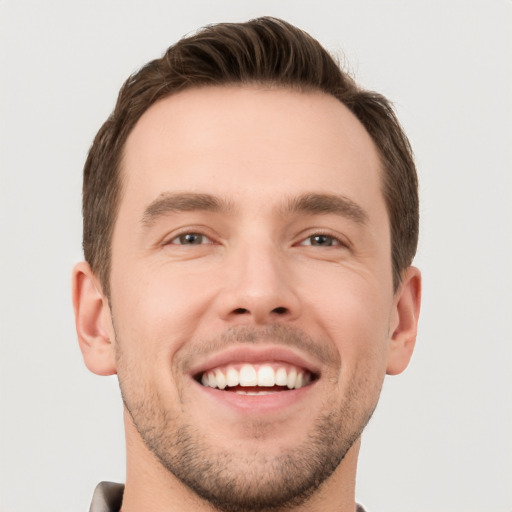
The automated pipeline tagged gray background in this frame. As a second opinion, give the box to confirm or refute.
[1,1,511,511]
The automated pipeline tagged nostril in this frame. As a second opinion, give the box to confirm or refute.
[272,307,288,315]
[233,308,249,315]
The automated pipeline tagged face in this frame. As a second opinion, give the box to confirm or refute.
[106,86,403,510]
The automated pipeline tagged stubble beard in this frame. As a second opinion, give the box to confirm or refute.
[115,326,381,512]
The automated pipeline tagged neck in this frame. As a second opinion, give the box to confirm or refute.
[121,410,360,512]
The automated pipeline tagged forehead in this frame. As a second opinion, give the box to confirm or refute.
[120,85,384,219]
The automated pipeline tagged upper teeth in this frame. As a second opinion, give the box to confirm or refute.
[200,364,311,390]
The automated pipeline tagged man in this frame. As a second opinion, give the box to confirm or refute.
[72,17,421,512]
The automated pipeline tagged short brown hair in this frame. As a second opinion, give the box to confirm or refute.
[83,16,418,296]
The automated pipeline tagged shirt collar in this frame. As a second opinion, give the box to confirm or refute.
[89,482,124,512]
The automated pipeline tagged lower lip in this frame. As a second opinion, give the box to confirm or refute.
[192,379,317,413]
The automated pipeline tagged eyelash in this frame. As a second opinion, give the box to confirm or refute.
[167,232,214,246]
[165,230,347,248]
[298,233,345,247]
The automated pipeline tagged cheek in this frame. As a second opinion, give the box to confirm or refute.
[300,270,392,372]
[111,262,218,358]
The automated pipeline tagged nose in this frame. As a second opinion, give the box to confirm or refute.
[215,241,301,325]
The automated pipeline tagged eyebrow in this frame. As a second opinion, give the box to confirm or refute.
[141,191,368,228]
[281,193,368,224]
[141,192,234,227]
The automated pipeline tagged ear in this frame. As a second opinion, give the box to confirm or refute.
[386,266,422,375]
[72,261,117,376]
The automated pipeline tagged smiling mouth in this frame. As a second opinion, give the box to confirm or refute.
[196,363,317,395]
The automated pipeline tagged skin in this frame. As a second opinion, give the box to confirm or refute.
[73,86,421,512]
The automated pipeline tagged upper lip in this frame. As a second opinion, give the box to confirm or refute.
[188,345,322,380]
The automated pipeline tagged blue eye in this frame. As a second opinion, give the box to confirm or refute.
[171,233,211,245]
[301,234,340,247]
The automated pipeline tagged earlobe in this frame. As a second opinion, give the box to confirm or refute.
[72,262,117,376]
[386,266,422,376]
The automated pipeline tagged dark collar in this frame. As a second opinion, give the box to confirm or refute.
[89,482,124,512]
